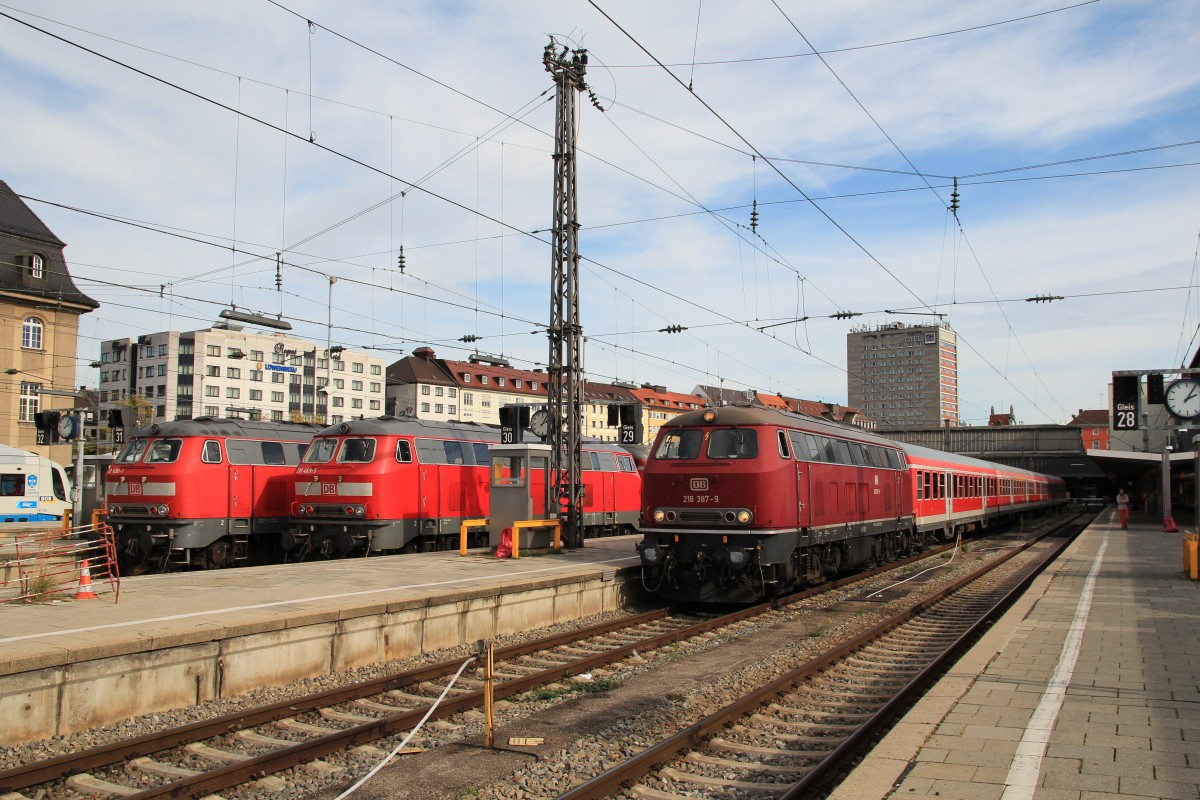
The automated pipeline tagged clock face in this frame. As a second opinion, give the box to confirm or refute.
[1165,379,1200,419]
[57,414,78,439]
[529,409,552,438]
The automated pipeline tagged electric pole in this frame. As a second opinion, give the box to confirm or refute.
[544,39,588,546]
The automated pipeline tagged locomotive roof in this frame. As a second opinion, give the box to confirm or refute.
[312,415,633,452]
[662,404,902,449]
[132,417,325,440]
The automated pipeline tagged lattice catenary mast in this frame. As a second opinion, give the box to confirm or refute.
[544,39,588,546]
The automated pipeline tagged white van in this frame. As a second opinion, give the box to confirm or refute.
[0,444,72,523]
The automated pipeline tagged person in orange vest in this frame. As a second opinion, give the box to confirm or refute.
[1116,488,1130,529]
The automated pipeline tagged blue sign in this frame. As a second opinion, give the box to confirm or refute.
[266,364,298,373]
[27,474,38,488]
[17,501,36,509]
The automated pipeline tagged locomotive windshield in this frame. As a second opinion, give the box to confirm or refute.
[145,439,183,464]
[116,438,149,464]
[338,438,376,463]
[655,428,758,460]
[302,437,338,464]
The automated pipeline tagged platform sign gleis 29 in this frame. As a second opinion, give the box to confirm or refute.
[1112,374,1140,431]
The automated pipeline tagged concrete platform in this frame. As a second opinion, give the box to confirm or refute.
[832,509,1200,800]
[0,537,642,745]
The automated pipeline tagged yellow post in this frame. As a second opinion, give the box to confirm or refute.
[458,518,488,556]
[508,519,562,558]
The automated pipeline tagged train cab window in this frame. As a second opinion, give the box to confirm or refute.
[303,438,338,464]
[655,429,704,460]
[582,451,600,471]
[803,434,824,462]
[491,455,525,487]
[201,440,222,463]
[1,474,24,496]
[617,454,636,472]
[472,443,490,464]
[117,438,149,464]
[887,449,904,470]
[395,440,413,463]
[708,429,758,459]
[777,430,791,459]
[339,438,376,463]
[833,440,853,465]
[442,440,466,465]
[597,451,618,472]
[261,441,286,465]
[819,436,838,463]
[867,447,888,469]
[52,468,67,501]
[788,431,807,460]
[847,443,868,466]
[145,439,182,464]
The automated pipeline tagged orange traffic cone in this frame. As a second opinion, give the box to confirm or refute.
[74,559,99,600]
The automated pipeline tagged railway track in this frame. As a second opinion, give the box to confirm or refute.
[554,515,1087,800]
[0,521,1075,800]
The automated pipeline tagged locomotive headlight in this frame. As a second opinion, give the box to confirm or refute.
[736,510,752,524]
[158,504,169,516]
[653,509,666,523]
[111,505,122,515]
[354,505,365,517]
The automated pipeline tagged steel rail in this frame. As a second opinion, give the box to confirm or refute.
[555,513,1086,799]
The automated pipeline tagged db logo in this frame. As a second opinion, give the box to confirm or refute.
[321,483,337,495]
[690,478,709,491]
[128,483,142,495]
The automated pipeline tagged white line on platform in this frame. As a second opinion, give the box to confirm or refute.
[1001,535,1107,800]
[0,555,639,646]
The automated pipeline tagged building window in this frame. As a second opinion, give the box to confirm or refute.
[463,392,473,405]
[204,405,219,417]
[333,361,345,371]
[248,389,262,401]
[370,382,381,392]
[205,386,220,397]
[370,399,381,410]
[28,253,45,279]
[21,317,44,349]
[513,379,522,388]
[226,387,240,399]
[206,365,220,377]
[448,404,456,415]
[352,398,363,409]
[250,370,263,382]
[272,373,285,383]
[529,382,537,391]
[352,362,364,373]
[206,344,221,356]
[352,380,363,391]
[421,385,431,395]
[332,397,344,407]
[250,350,263,361]
[481,376,488,385]
[271,391,284,402]
[157,364,167,376]
[226,367,241,379]
[420,402,430,413]
[435,386,444,397]
[18,382,40,422]
[497,377,505,387]
[435,403,443,414]
[462,374,471,383]
[334,379,344,389]
[271,410,283,421]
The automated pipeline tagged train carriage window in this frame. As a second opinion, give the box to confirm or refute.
[338,438,376,463]
[617,454,636,472]
[937,473,946,499]
[847,443,868,466]
[1,474,24,497]
[472,443,490,465]
[708,429,758,459]
[597,451,618,472]
[924,471,933,499]
[201,440,222,463]
[833,440,853,465]
[52,467,66,501]
[819,436,837,463]
[866,446,887,468]
[916,470,924,500]
[777,430,791,459]
[261,441,286,465]
[117,438,149,464]
[395,440,413,463]
[145,439,182,464]
[655,429,704,460]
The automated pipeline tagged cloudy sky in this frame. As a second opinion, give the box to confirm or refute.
[3,1,1198,425]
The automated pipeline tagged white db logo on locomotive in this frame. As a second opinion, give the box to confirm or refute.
[690,478,709,491]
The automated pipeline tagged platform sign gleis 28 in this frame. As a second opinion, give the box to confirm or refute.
[1112,374,1140,431]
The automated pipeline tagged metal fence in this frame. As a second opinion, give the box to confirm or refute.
[1,520,120,603]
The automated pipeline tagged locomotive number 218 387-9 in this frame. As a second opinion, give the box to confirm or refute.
[682,494,718,503]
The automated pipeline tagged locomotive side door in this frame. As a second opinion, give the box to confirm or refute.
[228,464,252,531]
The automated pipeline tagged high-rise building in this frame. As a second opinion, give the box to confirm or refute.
[846,321,958,427]
[97,324,386,427]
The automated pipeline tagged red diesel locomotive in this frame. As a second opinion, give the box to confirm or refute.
[288,416,642,557]
[107,418,322,571]
[637,405,1065,601]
